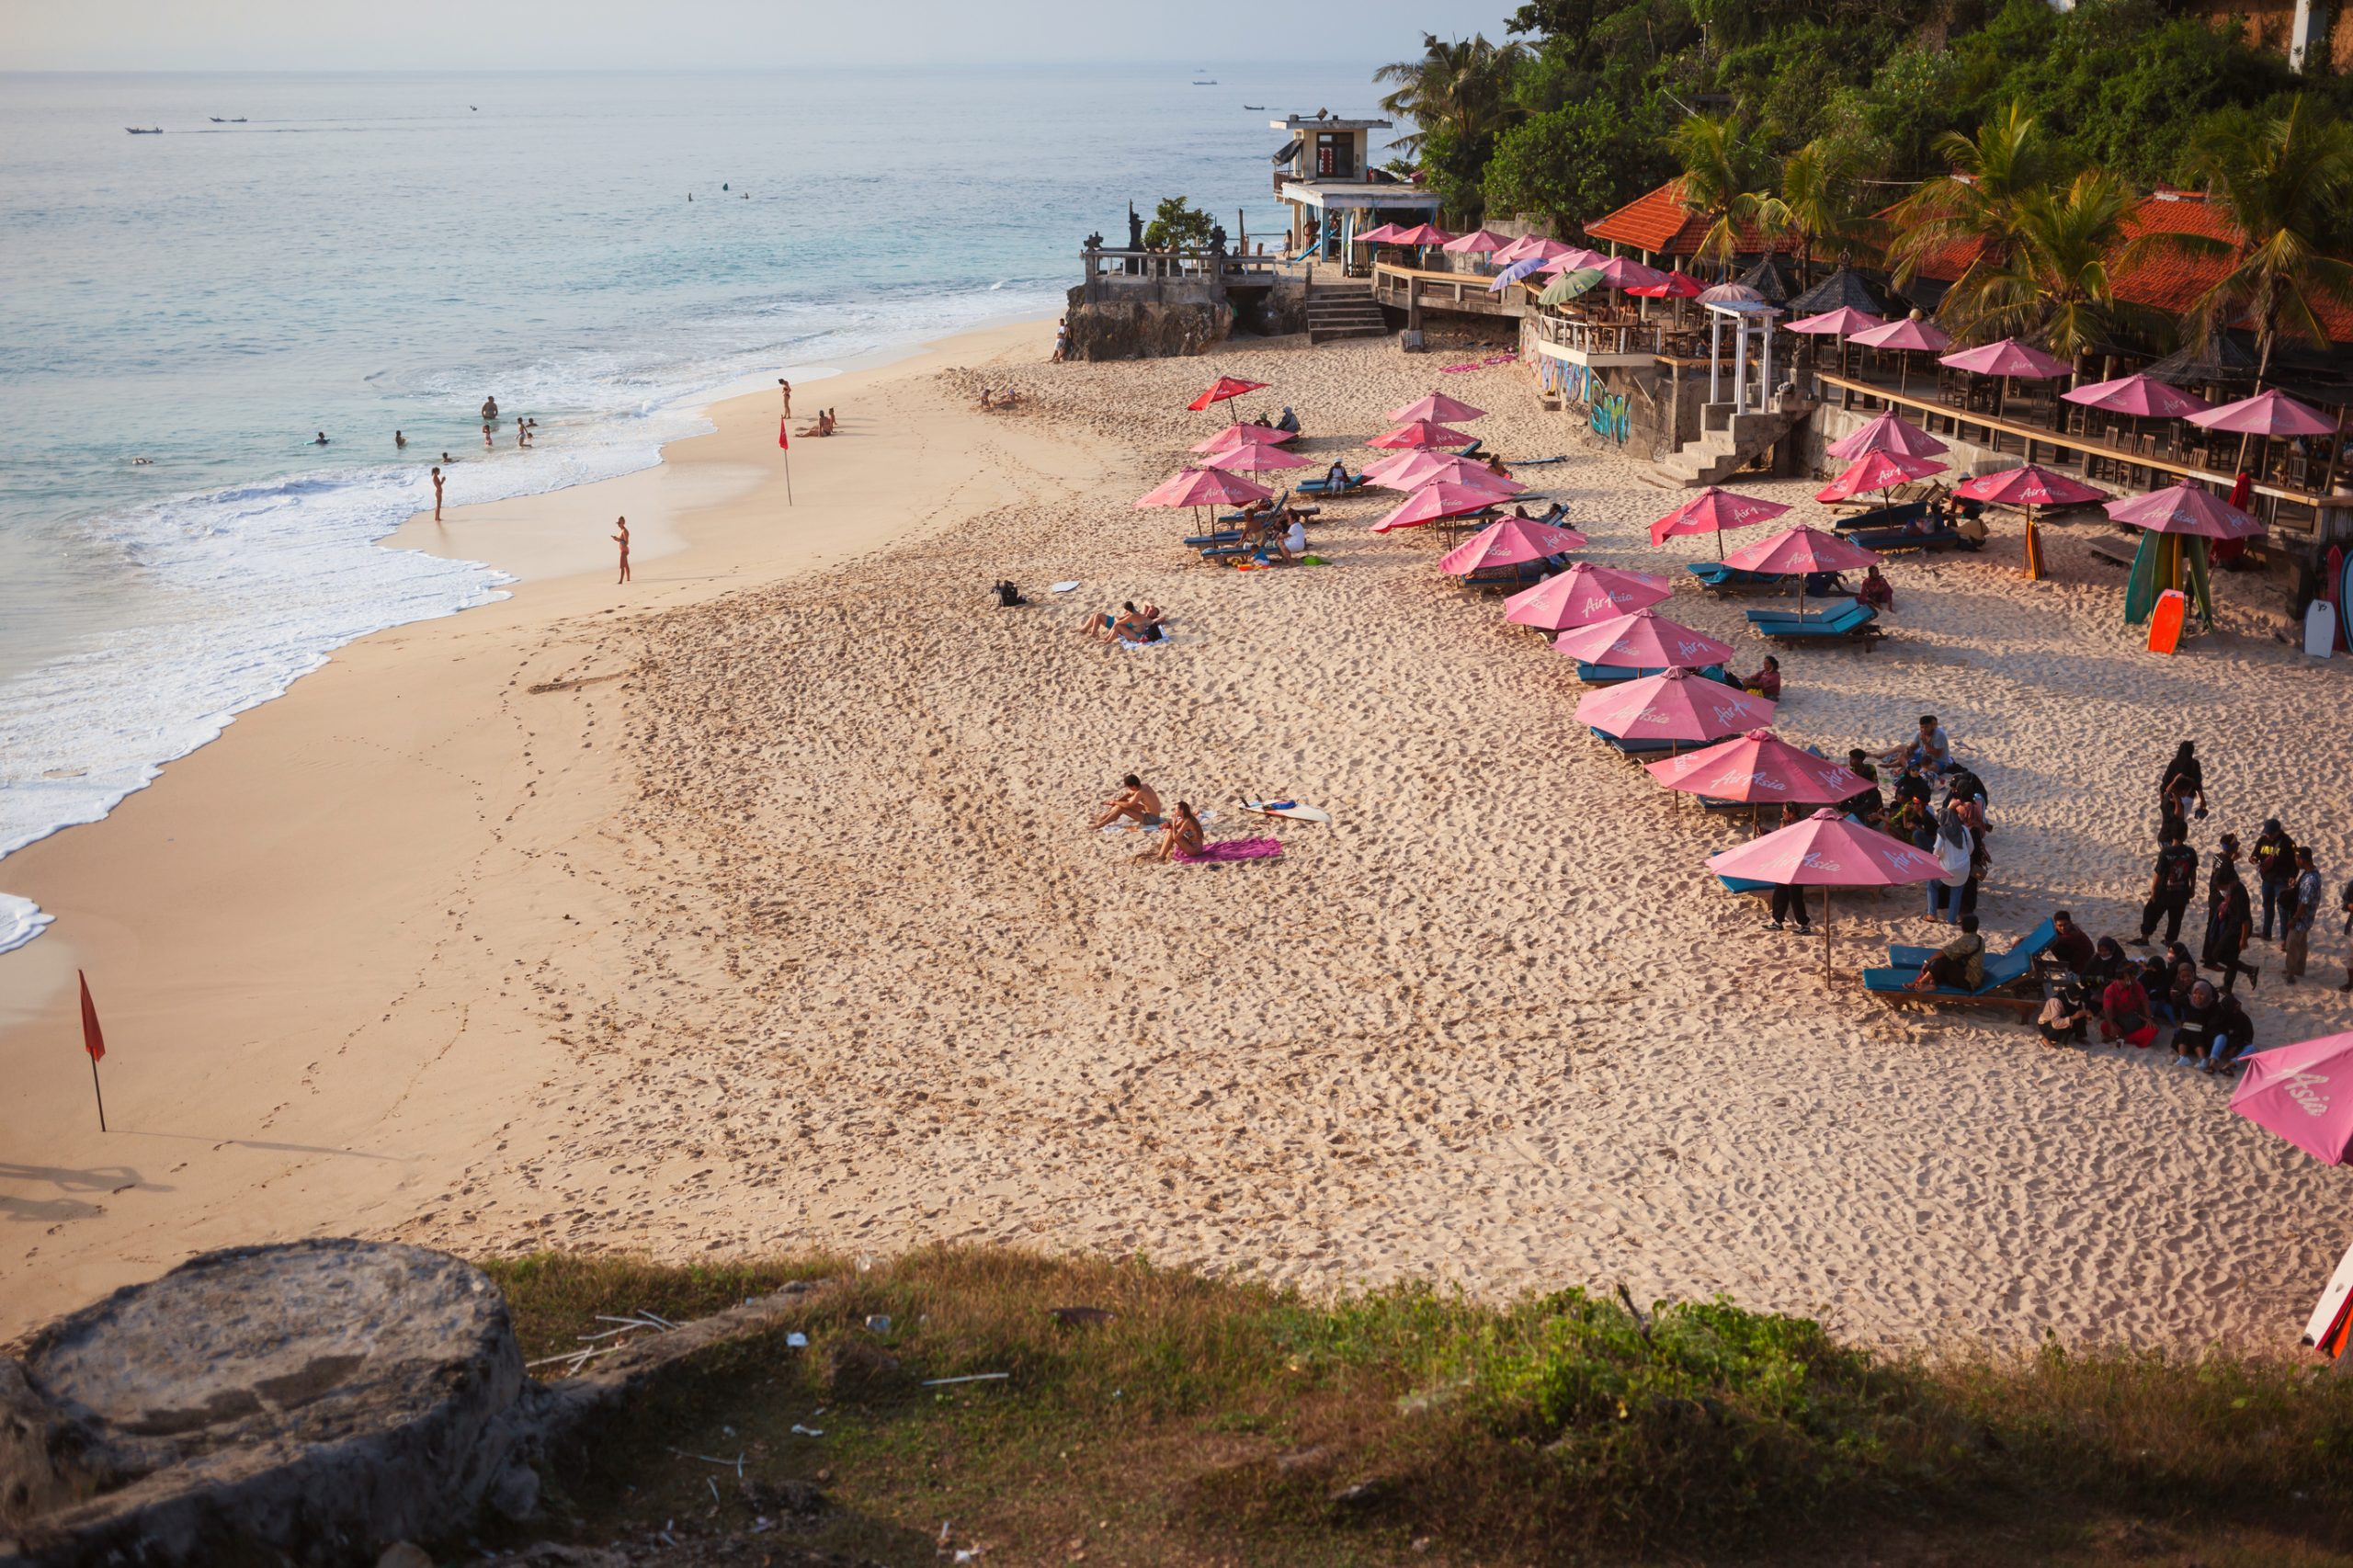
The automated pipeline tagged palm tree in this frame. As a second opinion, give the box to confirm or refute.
[1373,33,1526,157]
[2172,95,2353,387]
[1669,114,1767,278]
[1960,170,2161,358]
[1754,139,1871,288]
[1886,102,2057,328]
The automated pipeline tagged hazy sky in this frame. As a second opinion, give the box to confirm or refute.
[5,1,1524,72]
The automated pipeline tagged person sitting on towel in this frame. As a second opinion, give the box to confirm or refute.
[1091,774,1163,830]
[1154,800,1205,862]
[1906,914,1985,992]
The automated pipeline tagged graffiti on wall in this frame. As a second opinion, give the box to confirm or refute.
[1590,392,1630,445]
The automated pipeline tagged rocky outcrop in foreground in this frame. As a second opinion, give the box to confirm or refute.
[1062,293,1233,360]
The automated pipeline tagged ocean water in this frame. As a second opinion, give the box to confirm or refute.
[0,64,1384,952]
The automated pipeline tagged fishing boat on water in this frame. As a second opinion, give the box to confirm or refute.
[125,127,162,135]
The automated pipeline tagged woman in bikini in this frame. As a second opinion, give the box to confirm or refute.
[1155,801,1205,862]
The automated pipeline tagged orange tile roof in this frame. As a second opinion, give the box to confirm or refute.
[1583,177,1794,258]
[1875,187,2353,344]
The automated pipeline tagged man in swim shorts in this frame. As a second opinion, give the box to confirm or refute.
[1091,774,1162,830]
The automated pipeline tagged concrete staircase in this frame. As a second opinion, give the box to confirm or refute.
[1650,405,1803,488]
[1306,281,1390,346]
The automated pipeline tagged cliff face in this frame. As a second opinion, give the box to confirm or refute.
[1063,290,1233,361]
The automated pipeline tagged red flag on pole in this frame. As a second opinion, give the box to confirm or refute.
[778,417,790,450]
[78,971,105,1062]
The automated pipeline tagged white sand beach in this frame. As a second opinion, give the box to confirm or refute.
[3,317,2347,1352]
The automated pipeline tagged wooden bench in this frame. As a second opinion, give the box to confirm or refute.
[2085,534,2140,569]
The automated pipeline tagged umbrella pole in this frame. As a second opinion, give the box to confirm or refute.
[1822,888,1834,981]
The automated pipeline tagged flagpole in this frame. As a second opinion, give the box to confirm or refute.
[91,1051,106,1132]
[784,448,794,507]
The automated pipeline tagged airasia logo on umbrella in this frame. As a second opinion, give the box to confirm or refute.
[1799,851,1845,872]
[1711,700,1756,726]
[1882,847,1935,874]
[1711,768,1783,793]
[2289,1071,2333,1118]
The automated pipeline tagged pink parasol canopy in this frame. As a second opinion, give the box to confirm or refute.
[2062,373,2213,420]
[1722,524,1883,576]
[1494,235,1572,265]
[1825,411,1948,460]
[1368,421,1479,450]
[1849,316,1952,353]
[2230,1031,2353,1165]
[1365,453,1521,494]
[1553,608,1735,670]
[1955,464,2109,508]
[1369,482,1508,533]
[1575,667,1774,743]
[1704,806,1941,883]
[1437,517,1590,575]
[1386,223,1454,247]
[1785,306,1883,336]
[1938,338,2072,380]
[1649,733,1870,807]
[1354,222,1404,245]
[1649,487,1790,548]
[2104,482,2265,540]
[1538,246,1610,275]
[1134,466,1273,511]
[1389,391,1488,425]
[1191,424,1294,453]
[1186,377,1268,412]
[1441,226,1514,254]
[2189,387,2337,437]
[1204,442,1313,473]
[1595,255,1668,290]
[1503,562,1671,631]
[1816,449,1948,503]
[1627,269,1704,299]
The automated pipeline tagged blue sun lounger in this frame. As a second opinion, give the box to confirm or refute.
[1589,725,1680,756]
[1688,562,1789,594]
[1750,602,1884,646]
[1833,498,1983,534]
[1846,524,1979,553]
[1861,918,2055,1017]
[1298,472,1369,497]
[1574,661,1731,686]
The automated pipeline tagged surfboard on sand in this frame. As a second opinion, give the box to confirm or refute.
[2306,1237,2353,1356]
[1238,796,1333,825]
[2123,530,2162,625]
[2147,588,2188,654]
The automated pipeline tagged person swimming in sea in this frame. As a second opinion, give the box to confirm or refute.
[480,395,499,422]
[394,429,407,449]
[313,431,330,445]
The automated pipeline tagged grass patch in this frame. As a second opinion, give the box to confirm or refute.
[474,1247,2353,1565]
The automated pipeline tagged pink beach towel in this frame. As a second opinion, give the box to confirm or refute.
[1439,362,1481,374]
[1173,836,1285,864]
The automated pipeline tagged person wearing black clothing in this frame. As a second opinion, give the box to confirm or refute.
[2085,937,2129,988]
[1768,883,1813,933]
[2204,871,2260,995]
[1892,763,1932,808]
[2135,827,2199,946]
[2051,911,2097,976]
[2202,992,2256,1073]
[2160,740,2207,824]
[2170,980,2222,1065]
[2253,818,2297,940]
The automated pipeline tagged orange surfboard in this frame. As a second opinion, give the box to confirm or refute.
[2147,588,2188,655]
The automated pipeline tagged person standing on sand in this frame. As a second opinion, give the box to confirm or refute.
[612,517,631,585]
[778,380,792,419]
[2284,847,2322,983]
[431,466,445,522]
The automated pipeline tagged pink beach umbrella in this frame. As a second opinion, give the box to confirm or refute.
[1627,268,1704,299]
[1722,525,1884,618]
[2188,386,2334,437]
[2063,373,2214,421]
[1595,255,1668,292]
[1354,222,1404,246]
[1366,453,1521,494]
[1647,730,1870,806]
[1134,465,1274,532]
[1437,517,1589,576]
[1191,424,1295,453]
[1369,420,1479,450]
[1389,391,1488,425]
[1553,608,1735,671]
[1575,666,1774,747]
[2104,482,2264,540]
[1386,222,1454,249]
[1787,306,1882,337]
[1494,235,1571,266]
[2230,1031,2353,1165]
[1702,806,1946,976]
[1849,315,1952,393]
[1816,449,1948,506]
[1537,247,1609,275]
[1955,464,2109,509]
[1938,338,2072,380]
[1649,486,1791,556]
[1204,442,1313,473]
[1825,411,1948,461]
[1370,481,1508,534]
[1503,562,1671,632]
[1441,226,1515,256]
